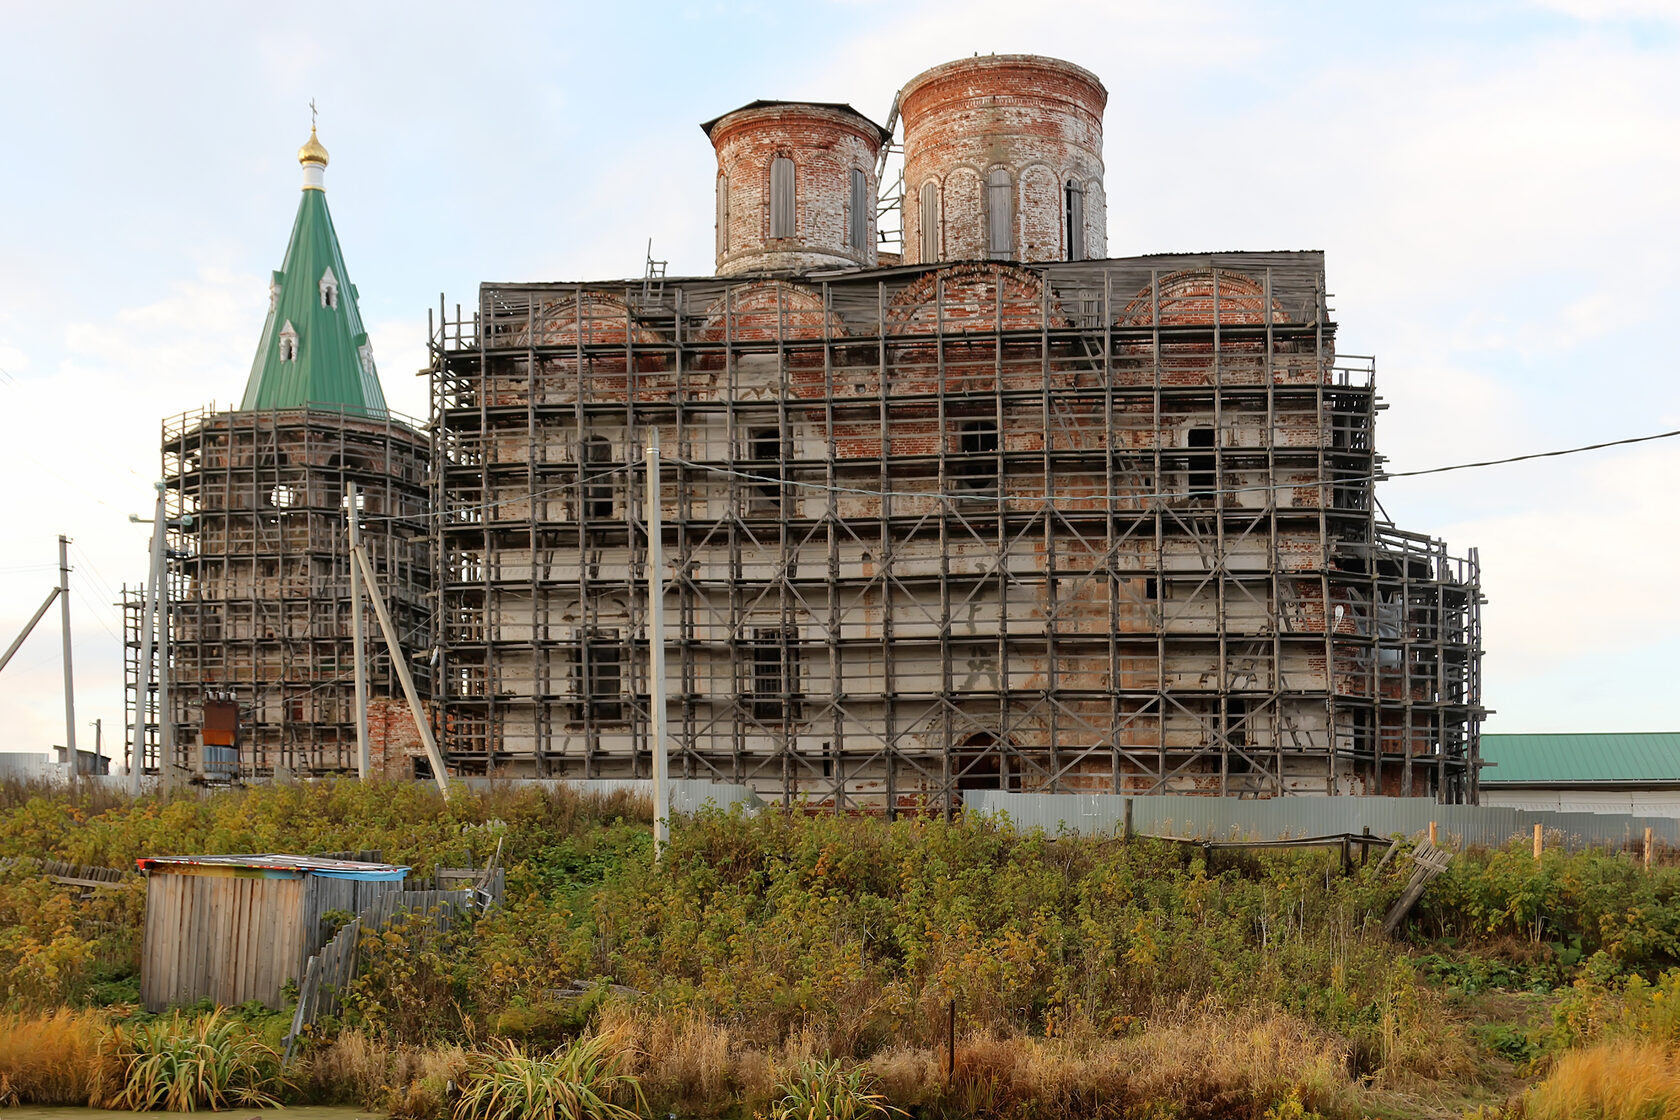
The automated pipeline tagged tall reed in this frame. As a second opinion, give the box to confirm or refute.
[0,1008,112,1106]
[1524,1040,1680,1120]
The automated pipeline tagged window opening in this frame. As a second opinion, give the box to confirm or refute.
[581,436,614,519]
[1188,427,1216,500]
[769,157,795,239]
[748,427,784,513]
[1064,180,1085,261]
[955,419,999,492]
[919,180,939,263]
[849,168,868,253]
[278,321,298,362]
[751,626,802,721]
[986,168,1013,258]
[320,268,339,309]
[1223,698,1249,749]
[574,630,623,722]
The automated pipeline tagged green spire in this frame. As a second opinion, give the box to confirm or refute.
[239,130,389,418]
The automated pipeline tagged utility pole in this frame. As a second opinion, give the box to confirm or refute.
[646,431,669,860]
[132,484,167,793]
[58,535,77,792]
[348,482,370,779]
[93,719,102,774]
[157,523,173,788]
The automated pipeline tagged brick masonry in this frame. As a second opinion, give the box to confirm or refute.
[366,695,429,779]
[707,103,885,276]
[899,55,1108,266]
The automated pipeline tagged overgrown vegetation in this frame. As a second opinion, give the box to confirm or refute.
[5,777,1680,1116]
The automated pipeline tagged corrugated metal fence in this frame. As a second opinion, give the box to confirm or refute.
[966,792,1680,850]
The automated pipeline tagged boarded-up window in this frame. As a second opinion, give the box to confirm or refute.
[716,173,729,256]
[986,168,1012,258]
[848,168,868,252]
[1064,180,1085,261]
[919,181,939,262]
[770,157,795,238]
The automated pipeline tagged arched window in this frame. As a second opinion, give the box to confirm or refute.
[848,168,868,253]
[769,157,795,239]
[320,267,339,309]
[986,168,1013,259]
[1064,180,1085,262]
[919,181,939,263]
[716,172,729,257]
[278,321,298,362]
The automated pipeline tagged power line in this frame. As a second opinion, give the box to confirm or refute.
[670,425,1680,508]
[340,424,1680,526]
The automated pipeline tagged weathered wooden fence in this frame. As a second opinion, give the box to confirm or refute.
[283,886,478,1060]
[1,857,133,890]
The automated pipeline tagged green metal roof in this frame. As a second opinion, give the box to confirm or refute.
[239,175,388,417]
[1481,733,1680,785]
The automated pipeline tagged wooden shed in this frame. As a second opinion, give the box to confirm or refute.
[137,853,407,1011]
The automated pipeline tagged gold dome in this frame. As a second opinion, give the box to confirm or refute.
[297,127,330,168]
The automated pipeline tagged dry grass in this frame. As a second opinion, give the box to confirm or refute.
[0,1008,115,1106]
[301,1030,471,1118]
[1523,1040,1680,1120]
[598,998,1360,1119]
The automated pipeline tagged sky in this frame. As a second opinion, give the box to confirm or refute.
[0,0,1676,761]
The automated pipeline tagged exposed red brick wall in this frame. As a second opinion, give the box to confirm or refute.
[900,55,1107,265]
[366,695,431,779]
[708,104,884,276]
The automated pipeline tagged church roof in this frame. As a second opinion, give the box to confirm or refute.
[239,130,389,417]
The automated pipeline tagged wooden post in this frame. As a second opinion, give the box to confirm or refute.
[1645,827,1654,871]
[946,997,956,1084]
[352,544,450,800]
[1428,820,1438,847]
[1533,822,1543,861]
[58,535,77,793]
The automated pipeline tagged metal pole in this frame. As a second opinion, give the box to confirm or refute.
[58,535,77,791]
[351,543,450,800]
[348,482,370,779]
[646,431,669,860]
[0,586,61,676]
[132,485,166,794]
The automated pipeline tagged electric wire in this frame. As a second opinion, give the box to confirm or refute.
[336,425,1680,526]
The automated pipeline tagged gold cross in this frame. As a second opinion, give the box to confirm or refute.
[310,98,318,130]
